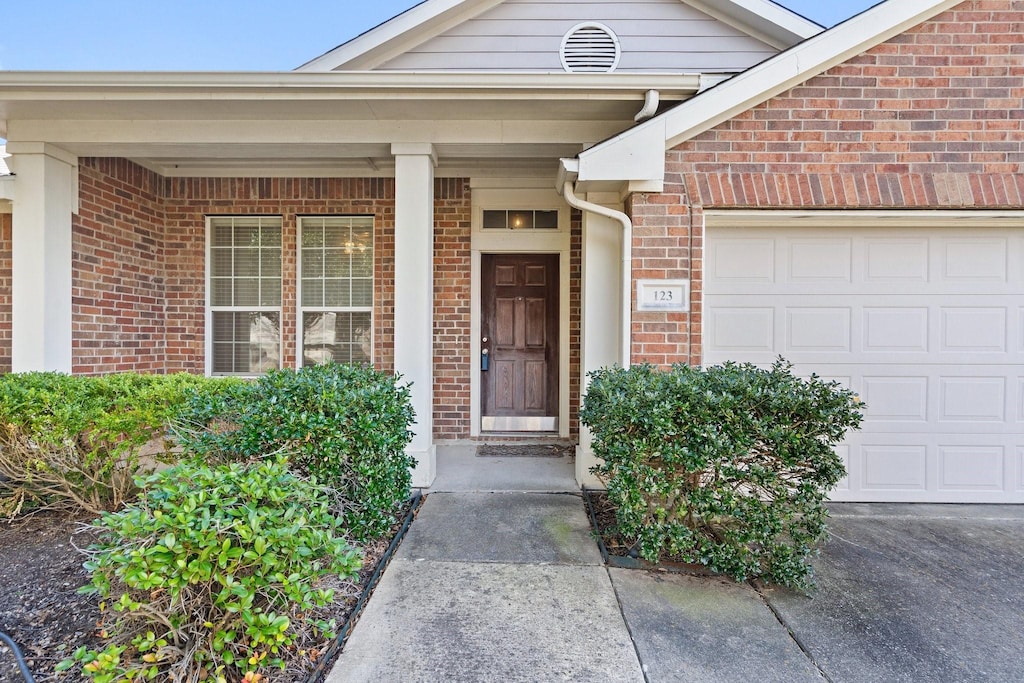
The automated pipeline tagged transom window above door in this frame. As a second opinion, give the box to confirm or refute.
[482,209,559,230]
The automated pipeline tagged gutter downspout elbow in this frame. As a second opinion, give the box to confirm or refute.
[561,180,632,369]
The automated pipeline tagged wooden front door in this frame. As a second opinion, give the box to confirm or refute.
[481,253,559,431]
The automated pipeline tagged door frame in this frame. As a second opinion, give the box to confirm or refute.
[469,182,572,438]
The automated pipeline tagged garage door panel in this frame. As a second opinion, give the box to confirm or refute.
[709,238,775,282]
[939,377,1006,423]
[707,224,1024,503]
[941,237,1008,282]
[864,238,929,281]
[861,376,929,423]
[941,308,1007,352]
[786,307,852,352]
[863,307,930,352]
[788,238,852,282]
[937,446,1005,492]
[707,307,775,352]
[860,445,928,492]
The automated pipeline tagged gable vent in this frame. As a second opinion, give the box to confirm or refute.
[560,22,620,73]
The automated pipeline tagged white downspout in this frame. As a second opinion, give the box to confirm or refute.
[561,180,632,369]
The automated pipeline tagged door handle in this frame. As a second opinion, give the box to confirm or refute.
[481,348,490,371]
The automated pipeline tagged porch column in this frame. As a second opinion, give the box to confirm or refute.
[392,143,437,488]
[7,143,78,373]
[578,202,624,487]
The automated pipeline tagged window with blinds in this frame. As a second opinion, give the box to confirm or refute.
[299,216,374,366]
[207,216,283,375]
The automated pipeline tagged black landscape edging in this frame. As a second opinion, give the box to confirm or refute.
[581,486,716,577]
[304,490,424,683]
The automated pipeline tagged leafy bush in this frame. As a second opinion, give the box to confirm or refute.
[0,372,240,516]
[62,458,362,683]
[580,359,864,590]
[176,363,415,541]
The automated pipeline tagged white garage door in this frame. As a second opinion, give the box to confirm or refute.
[705,222,1024,503]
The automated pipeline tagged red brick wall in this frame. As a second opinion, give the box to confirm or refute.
[569,210,582,438]
[433,178,472,439]
[0,212,11,373]
[162,177,398,374]
[73,158,166,374]
[628,0,1024,366]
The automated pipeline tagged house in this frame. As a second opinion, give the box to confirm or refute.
[0,0,1020,502]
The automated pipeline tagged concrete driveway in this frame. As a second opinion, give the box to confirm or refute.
[328,491,1024,683]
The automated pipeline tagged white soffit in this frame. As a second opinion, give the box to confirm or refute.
[298,0,824,72]
[0,145,9,176]
[576,0,963,184]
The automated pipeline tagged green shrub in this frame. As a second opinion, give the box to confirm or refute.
[0,372,240,516]
[62,458,362,683]
[176,363,415,541]
[580,359,864,590]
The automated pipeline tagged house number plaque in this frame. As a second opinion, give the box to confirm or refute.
[636,279,690,312]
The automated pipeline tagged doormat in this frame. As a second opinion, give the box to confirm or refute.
[476,444,574,458]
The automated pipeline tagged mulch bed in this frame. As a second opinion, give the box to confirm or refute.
[0,500,417,683]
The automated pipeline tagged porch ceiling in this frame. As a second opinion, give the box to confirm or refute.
[0,71,699,178]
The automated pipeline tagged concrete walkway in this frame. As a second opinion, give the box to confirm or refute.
[328,488,1024,683]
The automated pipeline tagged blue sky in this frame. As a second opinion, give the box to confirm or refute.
[0,0,882,71]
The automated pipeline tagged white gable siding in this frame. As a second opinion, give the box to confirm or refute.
[374,0,777,72]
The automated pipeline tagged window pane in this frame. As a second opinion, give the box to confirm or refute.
[302,249,324,278]
[302,224,324,248]
[211,312,280,375]
[324,279,350,307]
[508,210,533,230]
[302,312,336,366]
[351,250,372,278]
[302,279,324,307]
[234,278,260,306]
[324,249,349,278]
[210,278,232,307]
[351,279,372,307]
[235,248,259,276]
[233,225,260,247]
[260,278,281,307]
[483,210,506,229]
[303,311,372,366]
[211,248,233,277]
[261,248,281,277]
[535,210,559,229]
[211,226,233,247]
[351,224,372,251]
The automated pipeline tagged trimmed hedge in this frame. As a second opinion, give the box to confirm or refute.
[176,363,415,542]
[580,360,863,589]
[0,372,240,516]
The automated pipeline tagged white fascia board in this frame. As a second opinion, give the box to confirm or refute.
[297,0,502,72]
[686,0,823,49]
[0,71,700,100]
[579,0,960,185]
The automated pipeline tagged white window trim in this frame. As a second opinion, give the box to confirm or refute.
[296,215,375,368]
[205,215,284,377]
